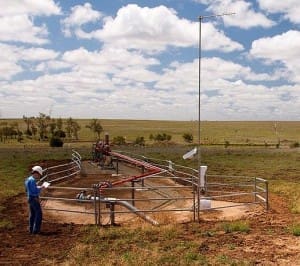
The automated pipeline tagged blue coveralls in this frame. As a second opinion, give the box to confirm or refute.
[25,176,42,234]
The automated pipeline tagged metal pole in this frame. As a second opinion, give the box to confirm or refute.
[197,16,202,222]
[98,187,101,226]
[266,181,269,210]
[254,177,257,203]
[110,203,115,225]
[196,12,235,222]
[116,157,119,175]
[93,186,98,225]
[131,181,135,206]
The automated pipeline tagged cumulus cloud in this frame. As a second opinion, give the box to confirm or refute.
[70,4,242,53]
[202,22,243,52]
[0,43,60,79]
[62,47,160,77]
[250,30,300,82]
[0,15,49,44]
[35,60,72,72]
[258,0,300,24]
[0,0,60,44]
[196,0,275,29]
[0,2,298,120]
[0,0,61,16]
[61,3,102,37]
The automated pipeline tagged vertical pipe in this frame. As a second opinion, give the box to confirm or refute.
[131,181,135,206]
[105,132,109,145]
[116,157,119,175]
[141,166,145,187]
[254,177,257,203]
[110,203,115,225]
[265,180,269,210]
[93,186,97,225]
[98,188,101,226]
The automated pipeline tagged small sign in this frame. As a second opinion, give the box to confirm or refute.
[183,147,197,160]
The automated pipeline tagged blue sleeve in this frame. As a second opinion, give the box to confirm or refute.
[25,177,41,196]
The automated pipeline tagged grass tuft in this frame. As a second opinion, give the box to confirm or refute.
[222,220,250,234]
[289,224,300,236]
[0,219,14,230]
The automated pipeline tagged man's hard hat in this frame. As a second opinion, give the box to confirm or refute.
[32,166,43,176]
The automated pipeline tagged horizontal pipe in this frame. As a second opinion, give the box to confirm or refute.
[256,186,266,192]
[43,208,95,215]
[44,186,93,191]
[256,194,266,202]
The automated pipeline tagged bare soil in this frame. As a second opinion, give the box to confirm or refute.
[0,160,299,265]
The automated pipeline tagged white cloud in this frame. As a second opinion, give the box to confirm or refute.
[196,0,275,29]
[0,0,60,44]
[202,22,243,52]
[62,47,160,77]
[35,60,72,72]
[250,30,300,82]
[0,43,60,79]
[0,0,61,16]
[0,43,22,79]
[156,57,276,95]
[61,3,102,37]
[1,49,299,120]
[71,4,242,53]
[0,15,49,44]
[258,0,300,24]
[0,2,298,121]
[20,47,59,61]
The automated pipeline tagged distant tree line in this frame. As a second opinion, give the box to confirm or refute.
[0,114,105,147]
[0,121,22,143]
[0,115,196,147]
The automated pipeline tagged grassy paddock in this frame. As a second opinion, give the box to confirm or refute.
[1,119,300,145]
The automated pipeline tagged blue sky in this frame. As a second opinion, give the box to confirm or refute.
[0,0,299,121]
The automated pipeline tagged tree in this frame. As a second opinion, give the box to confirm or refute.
[36,113,51,140]
[66,117,81,140]
[0,122,20,141]
[49,118,57,136]
[23,115,33,136]
[56,118,63,130]
[86,119,103,140]
[31,123,38,139]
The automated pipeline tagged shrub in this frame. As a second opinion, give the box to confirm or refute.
[289,142,299,148]
[152,133,172,142]
[113,136,126,145]
[49,136,64,147]
[134,136,145,146]
[224,140,230,148]
[54,129,66,138]
[182,133,193,143]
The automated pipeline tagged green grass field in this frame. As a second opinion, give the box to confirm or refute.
[1,119,300,145]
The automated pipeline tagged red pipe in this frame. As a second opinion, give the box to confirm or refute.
[100,151,163,189]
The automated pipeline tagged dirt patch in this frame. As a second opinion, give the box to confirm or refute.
[42,161,259,225]
[0,195,82,265]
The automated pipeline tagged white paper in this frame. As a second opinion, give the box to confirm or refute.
[42,181,50,188]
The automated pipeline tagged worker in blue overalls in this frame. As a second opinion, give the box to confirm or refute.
[25,166,44,234]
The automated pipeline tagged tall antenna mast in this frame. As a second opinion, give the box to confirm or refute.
[197,12,235,221]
